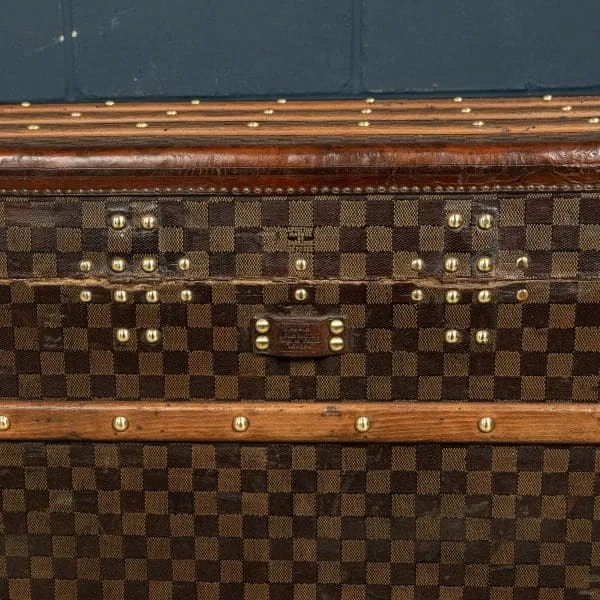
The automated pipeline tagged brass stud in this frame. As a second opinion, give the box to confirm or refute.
[141,257,157,272]
[140,214,157,230]
[27,124,40,130]
[516,288,529,302]
[255,336,270,351]
[365,97,375,104]
[478,214,494,229]
[358,121,370,127]
[444,257,459,273]
[177,257,190,271]
[460,107,472,113]
[105,100,116,106]
[145,290,159,303]
[516,256,529,269]
[70,111,82,117]
[411,258,424,272]
[588,117,600,124]
[411,289,424,302]
[543,94,553,101]
[79,259,92,273]
[111,214,127,229]
[112,416,129,432]
[263,108,274,115]
[446,213,464,229]
[0,416,10,431]
[115,328,130,343]
[472,120,485,127]
[477,290,492,304]
[294,258,307,271]
[477,257,493,273]
[232,416,249,432]
[294,288,309,302]
[361,108,372,114]
[136,122,149,128]
[446,290,460,304]
[277,98,287,104]
[453,96,463,102]
[561,105,573,111]
[255,318,270,334]
[475,329,490,345]
[478,416,495,433]
[166,110,178,116]
[445,329,460,344]
[145,329,161,344]
[111,257,126,273]
[113,290,128,303]
[190,99,200,105]
[20,101,31,107]
[329,337,345,352]
[329,319,345,335]
[354,416,371,433]
[247,121,260,128]
[180,289,193,302]
[79,290,92,303]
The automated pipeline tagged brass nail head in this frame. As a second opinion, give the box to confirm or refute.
[516,256,529,269]
[358,120,370,127]
[478,214,494,230]
[516,288,529,302]
[232,416,249,432]
[0,416,11,431]
[166,110,178,116]
[111,214,127,230]
[294,288,309,302]
[453,96,463,102]
[255,335,270,351]
[177,257,190,271]
[329,319,345,335]
[561,105,573,111]
[180,289,193,302]
[115,328,130,343]
[365,97,375,104]
[588,117,600,124]
[112,416,129,432]
[295,258,308,271]
[478,416,495,433]
[446,213,464,229]
[475,329,491,345]
[477,256,493,273]
[105,100,116,106]
[543,94,553,101]
[411,289,424,302]
[79,259,92,273]
[136,122,149,129]
[114,290,128,303]
[141,257,157,273]
[111,257,126,273]
[445,289,460,304]
[477,290,492,304]
[255,318,270,334]
[355,416,371,433]
[145,290,159,303]
[140,214,157,230]
[263,108,274,115]
[329,336,345,352]
[247,121,260,128]
[411,258,424,272]
[445,329,460,344]
[79,290,92,303]
[444,257,459,273]
[145,329,161,344]
[472,120,485,127]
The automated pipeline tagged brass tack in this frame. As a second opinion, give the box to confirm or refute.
[0,416,10,431]
[111,214,127,230]
[354,416,371,433]
[329,319,345,335]
[112,416,129,432]
[180,290,193,302]
[263,108,274,115]
[141,257,158,272]
[79,259,92,273]
[472,120,485,127]
[105,100,116,106]
[177,257,190,271]
[20,101,31,107]
[365,97,375,104]
[140,214,157,230]
[460,107,472,113]
[277,98,287,104]
[516,288,529,302]
[255,335,270,351]
[136,122,149,128]
[294,258,307,271]
[79,290,92,303]
[477,290,492,304]
[445,329,460,344]
[232,416,249,432]
[561,105,573,111]
[247,121,260,128]
[361,108,372,114]
[145,290,159,303]
[70,111,82,117]
[475,329,490,345]
[453,96,463,102]
[115,328,130,343]
[255,318,270,334]
[516,255,529,269]
[190,99,200,104]
[411,258,424,272]
[329,337,345,352]
[27,124,40,130]
[113,290,128,303]
[444,257,459,273]
[588,117,600,124]
[166,110,178,116]
[294,288,309,302]
[477,256,493,273]
[478,214,494,229]
[447,213,464,229]
[543,94,553,101]
[358,120,370,127]
[145,329,161,344]
[478,416,495,433]
[446,290,460,304]
[411,289,424,302]
[111,257,126,273]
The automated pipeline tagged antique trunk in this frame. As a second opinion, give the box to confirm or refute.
[1,96,600,599]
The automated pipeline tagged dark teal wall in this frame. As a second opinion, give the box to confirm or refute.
[2,0,600,102]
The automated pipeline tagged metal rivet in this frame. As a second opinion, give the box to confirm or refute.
[295,258,307,271]
[0,416,10,431]
[477,257,493,273]
[354,416,371,433]
[543,94,553,101]
[446,290,460,304]
[140,214,157,230]
[112,416,129,432]
[166,110,178,116]
[79,290,92,303]
[477,290,492,304]
[516,288,529,302]
[411,258,424,272]
[190,99,200,105]
[145,329,161,344]
[329,337,345,352]
[444,257,459,273]
[361,108,372,114]
[478,214,494,229]
[516,256,529,269]
[232,416,249,432]
[460,107,472,113]
[329,319,345,335]
[475,330,491,345]
[411,289,424,302]
[136,122,148,128]
[365,97,375,104]
[70,111,82,117]
[255,318,270,334]
[445,330,460,344]
[113,290,128,303]
[453,96,463,102]
[478,416,495,433]
[263,108,274,115]
[111,257,126,273]
[447,213,464,229]
[247,121,260,128]
[588,117,600,124]
[561,105,573,111]
[294,288,308,302]
[115,328,130,343]
[277,98,287,104]
[27,124,40,130]
[111,214,127,229]
[358,121,370,127]
[472,120,485,127]
[79,259,92,273]
[255,336,270,351]
[20,101,31,107]
[145,290,159,303]
[141,257,157,272]
[178,257,190,271]
[180,289,193,302]
[105,100,115,106]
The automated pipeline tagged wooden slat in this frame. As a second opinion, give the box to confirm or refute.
[0,401,598,443]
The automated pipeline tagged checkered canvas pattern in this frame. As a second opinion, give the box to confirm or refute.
[0,441,597,600]
[1,279,598,402]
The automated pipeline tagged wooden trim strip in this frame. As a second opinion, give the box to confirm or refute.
[0,402,598,444]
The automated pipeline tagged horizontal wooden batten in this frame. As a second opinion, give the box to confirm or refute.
[0,402,598,444]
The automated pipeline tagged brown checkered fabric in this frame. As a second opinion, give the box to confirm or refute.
[0,280,598,401]
[0,442,597,599]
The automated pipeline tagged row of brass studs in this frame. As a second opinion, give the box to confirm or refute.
[410,288,529,303]
[411,255,529,273]
[445,329,491,345]
[80,289,193,303]
[447,213,494,230]
[115,328,161,344]
[111,214,158,231]
[79,257,190,274]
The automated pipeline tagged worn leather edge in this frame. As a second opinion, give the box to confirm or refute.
[0,401,598,444]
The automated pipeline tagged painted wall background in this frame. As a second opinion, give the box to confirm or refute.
[2,0,599,102]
